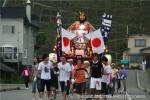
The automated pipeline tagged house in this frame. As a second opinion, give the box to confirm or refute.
[127,34,150,68]
[0,0,39,66]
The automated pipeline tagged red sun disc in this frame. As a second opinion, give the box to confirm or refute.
[63,37,69,47]
[92,38,101,48]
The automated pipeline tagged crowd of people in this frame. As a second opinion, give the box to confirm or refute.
[21,53,127,100]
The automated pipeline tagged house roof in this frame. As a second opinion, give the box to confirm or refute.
[140,47,150,52]
[0,7,26,18]
[0,7,40,29]
[128,33,150,36]
[0,63,16,72]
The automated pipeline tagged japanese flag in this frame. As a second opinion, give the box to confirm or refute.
[61,28,76,53]
[86,29,105,54]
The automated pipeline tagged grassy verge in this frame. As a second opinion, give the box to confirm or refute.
[0,79,24,84]
[0,73,24,84]
[147,68,150,77]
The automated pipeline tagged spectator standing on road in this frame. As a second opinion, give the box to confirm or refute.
[72,59,86,98]
[37,54,53,100]
[21,65,31,89]
[58,56,72,100]
[116,66,121,93]
[120,64,127,93]
[142,59,146,72]
[90,53,103,97]
[32,56,42,100]
[110,63,118,96]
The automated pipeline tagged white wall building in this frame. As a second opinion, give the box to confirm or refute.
[0,0,39,66]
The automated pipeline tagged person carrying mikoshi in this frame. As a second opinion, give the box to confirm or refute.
[84,60,91,94]
[90,53,103,96]
[71,58,87,98]
[67,59,75,96]
[37,54,53,100]
[101,56,112,100]
[57,56,72,100]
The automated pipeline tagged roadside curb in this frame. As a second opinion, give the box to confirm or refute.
[0,87,20,92]
[136,71,150,94]
[126,92,132,100]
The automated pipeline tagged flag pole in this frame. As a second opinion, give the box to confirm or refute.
[56,12,62,62]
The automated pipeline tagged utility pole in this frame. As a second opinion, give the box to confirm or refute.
[126,24,128,37]
[2,0,7,7]
[17,32,20,75]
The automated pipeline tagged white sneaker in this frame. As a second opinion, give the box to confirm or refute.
[39,98,42,100]
[32,98,35,100]
[25,87,29,90]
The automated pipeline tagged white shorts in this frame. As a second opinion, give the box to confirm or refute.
[90,77,101,90]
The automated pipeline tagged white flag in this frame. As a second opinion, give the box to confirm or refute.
[86,29,105,54]
[102,19,112,27]
[61,28,76,53]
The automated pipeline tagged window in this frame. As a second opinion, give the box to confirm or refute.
[2,25,15,34]
[0,47,3,58]
[4,47,13,59]
[4,53,12,59]
[2,47,17,60]
[135,39,146,47]
[130,55,142,63]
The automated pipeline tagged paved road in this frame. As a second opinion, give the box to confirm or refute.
[0,70,150,100]
[138,70,150,90]
[125,70,150,100]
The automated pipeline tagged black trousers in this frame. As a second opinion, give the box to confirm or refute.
[24,76,29,88]
[101,82,108,94]
[40,79,51,92]
[60,81,70,95]
[117,79,121,90]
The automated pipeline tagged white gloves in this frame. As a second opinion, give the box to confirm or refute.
[71,79,75,84]
[56,72,59,74]
[65,80,67,86]
[54,71,57,74]
[54,71,59,75]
